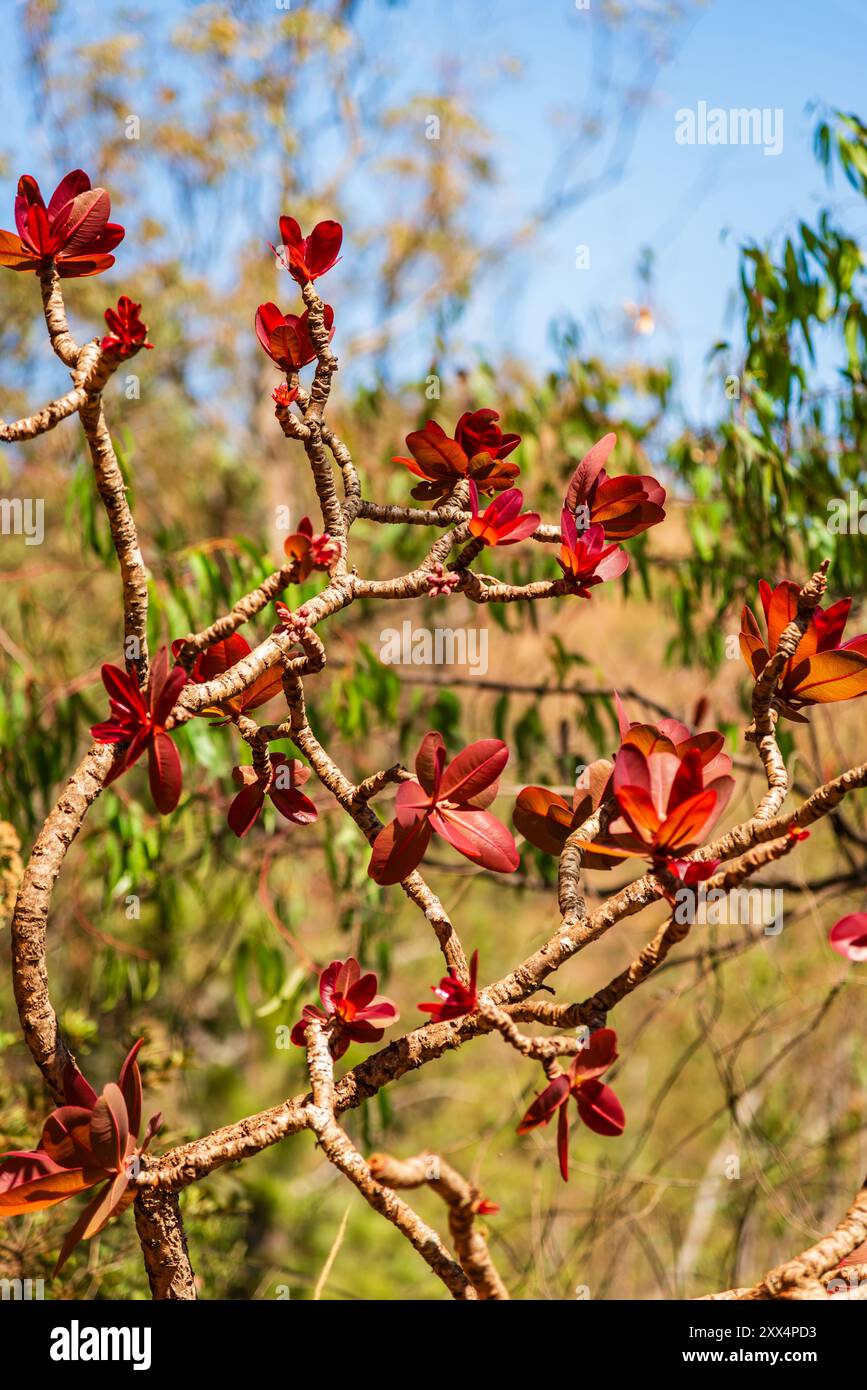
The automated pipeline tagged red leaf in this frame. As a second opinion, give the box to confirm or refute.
[764,580,799,653]
[564,432,617,510]
[829,913,867,962]
[654,788,718,854]
[517,1074,571,1133]
[402,420,467,476]
[430,806,519,873]
[100,663,146,720]
[117,1040,144,1139]
[0,229,34,268]
[269,785,318,826]
[62,1059,99,1109]
[575,1080,625,1137]
[615,784,660,841]
[305,219,343,277]
[88,1084,128,1173]
[59,187,110,255]
[438,738,509,803]
[666,748,705,812]
[54,1169,130,1274]
[152,663,187,727]
[395,778,433,827]
[571,1027,618,1083]
[40,1109,94,1167]
[557,1101,571,1181]
[321,959,359,1012]
[368,816,433,885]
[148,730,182,814]
[227,781,266,838]
[47,170,92,224]
[513,786,574,856]
[415,731,447,794]
[0,1163,97,1215]
[789,650,867,703]
[241,664,285,712]
[195,632,251,679]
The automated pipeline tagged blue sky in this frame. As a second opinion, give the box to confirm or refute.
[2,0,866,418]
[346,0,867,416]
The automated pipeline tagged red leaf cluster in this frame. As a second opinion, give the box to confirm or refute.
[468,481,540,547]
[517,1029,624,1181]
[101,295,153,359]
[418,949,480,1022]
[556,512,629,596]
[0,170,124,278]
[368,732,519,885]
[454,408,521,463]
[604,748,732,873]
[514,758,619,865]
[228,755,317,837]
[271,215,343,286]
[516,697,731,880]
[291,958,399,1059]
[255,302,334,371]
[90,649,187,813]
[272,382,299,407]
[394,409,521,504]
[564,433,666,541]
[740,580,867,720]
[283,516,340,579]
[172,629,283,723]
[0,1042,160,1270]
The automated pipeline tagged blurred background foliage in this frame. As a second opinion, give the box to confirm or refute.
[1,0,866,1300]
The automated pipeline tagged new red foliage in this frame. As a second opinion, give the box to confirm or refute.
[740,579,867,720]
[368,732,519,884]
[90,648,187,814]
[255,301,335,371]
[564,432,666,540]
[517,1029,624,1181]
[101,295,153,359]
[556,512,629,596]
[0,169,124,278]
[271,215,343,285]
[282,516,340,579]
[418,949,480,1022]
[171,630,284,723]
[228,754,317,837]
[0,1041,160,1270]
[291,958,399,1059]
[394,409,521,503]
[467,481,540,547]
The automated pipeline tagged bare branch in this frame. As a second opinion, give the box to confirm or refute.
[304,1022,476,1299]
[368,1151,509,1299]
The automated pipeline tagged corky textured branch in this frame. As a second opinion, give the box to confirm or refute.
[8,269,192,1295]
[304,1023,475,1299]
[11,743,115,1099]
[368,1151,508,1299]
[705,1180,867,1300]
